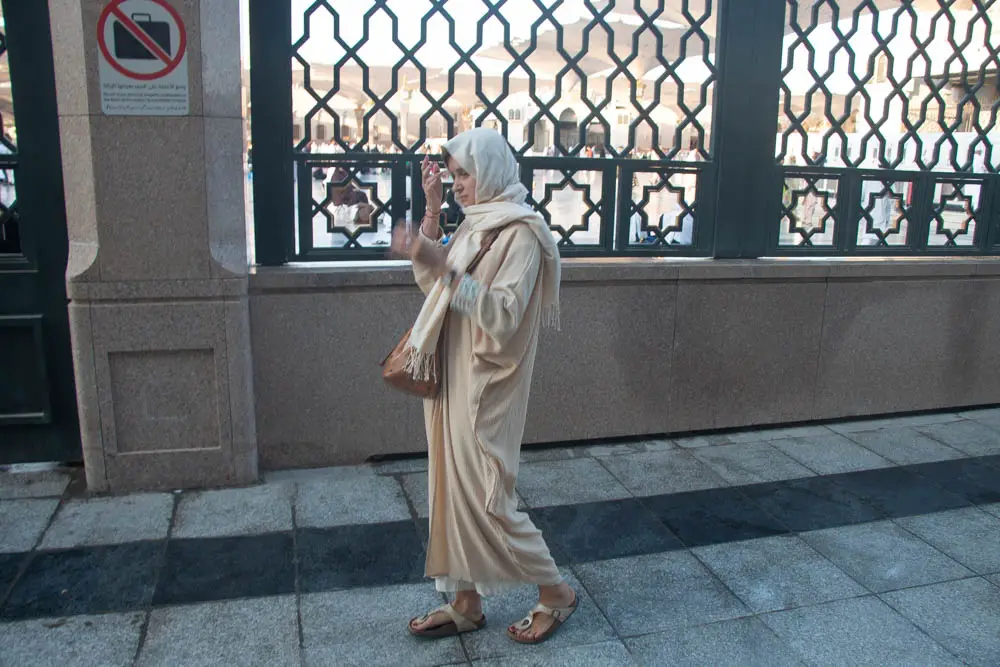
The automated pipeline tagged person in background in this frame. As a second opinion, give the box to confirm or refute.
[329,167,374,227]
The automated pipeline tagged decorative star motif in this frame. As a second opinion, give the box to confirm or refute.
[860,181,908,245]
[632,171,696,245]
[784,179,837,245]
[933,187,976,245]
[537,170,601,246]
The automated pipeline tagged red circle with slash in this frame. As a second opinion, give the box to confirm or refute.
[97,0,187,81]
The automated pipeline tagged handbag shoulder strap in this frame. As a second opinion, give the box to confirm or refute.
[466,226,507,275]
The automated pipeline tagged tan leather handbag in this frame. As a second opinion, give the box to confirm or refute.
[380,227,504,398]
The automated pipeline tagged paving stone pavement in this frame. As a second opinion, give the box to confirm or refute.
[2,411,1000,665]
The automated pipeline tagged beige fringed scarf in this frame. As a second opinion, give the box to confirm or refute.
[404,128,561,382]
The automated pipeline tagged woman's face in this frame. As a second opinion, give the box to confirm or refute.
[446,156,477,207]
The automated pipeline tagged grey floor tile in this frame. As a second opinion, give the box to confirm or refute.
[401,471,429,518]
[829,413,961,434]
[461,571,614,661]
[639,439,678,453]
[520,446,585,463]
[673,427,832,450]
[693,534,867,613]
[755,425,835,441]
[301,584,466,667]
[137,596,299,667]
[41,493,173,549]
[264,464,375,484]
[959,407,1000,426]
[474,640,635,667]
[296,474,411,528]
[982,502,1000,518]
[173,484,292,538]
[674,431,768,449]
[987,574,1000,588]
[0,468,72,500]
[373,458,428,475]
[517,459,631,507]
[692,442,815,485]
[0,612,144,667]
[895,507,1000,575]
[770,433,892,475]
[625,617,803,667]
[762,595,961,667]
[844,427,966,465]
[584,442,651,458]
[917,419,1000,456]
[573,551,749,637]
[801,521,973,593]
[881,577,1000,667]
[597,450,729,497]
[0,499,59,553]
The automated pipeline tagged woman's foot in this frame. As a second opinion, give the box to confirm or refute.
[508,582,577,642]
[409,591,483,633]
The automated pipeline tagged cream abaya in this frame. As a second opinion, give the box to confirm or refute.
[409,129,562,595]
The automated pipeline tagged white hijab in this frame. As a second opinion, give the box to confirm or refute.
[404,128,561,382]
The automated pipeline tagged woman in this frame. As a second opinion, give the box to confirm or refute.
[390,128,577,644]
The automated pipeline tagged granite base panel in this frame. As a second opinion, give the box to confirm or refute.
[249,262,1000,469]
[70,295,258,492]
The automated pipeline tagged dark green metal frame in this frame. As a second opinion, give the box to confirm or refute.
[0,0,80,463]
[249,0,1000,264]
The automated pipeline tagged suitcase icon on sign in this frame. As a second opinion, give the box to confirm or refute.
[113,13,171,60]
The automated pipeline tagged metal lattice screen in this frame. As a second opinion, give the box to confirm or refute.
[248,0,1000,262]
[776,0,1000,253]
[284,0,717,259]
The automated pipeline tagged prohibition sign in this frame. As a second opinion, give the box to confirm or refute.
[97,0,187,81]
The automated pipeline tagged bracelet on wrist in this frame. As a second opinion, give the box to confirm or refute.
[421,219,442,239]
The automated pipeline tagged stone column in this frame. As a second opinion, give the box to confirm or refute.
[49,0,257,492]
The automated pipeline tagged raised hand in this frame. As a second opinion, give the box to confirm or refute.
[421,155,444,215]
[390,219,449,278]
[389,220,416,260]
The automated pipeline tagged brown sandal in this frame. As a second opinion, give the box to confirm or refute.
[408,603,486,639]
[507,592,578,644]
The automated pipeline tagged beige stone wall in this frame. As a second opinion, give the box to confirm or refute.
[53,0,256,493]
[249,259,1000,470]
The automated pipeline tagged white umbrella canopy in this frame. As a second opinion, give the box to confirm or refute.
[598,0,937,39]
[295,62,433,103]
[286,0,978,154]
[783,0,970,33]
[476,40,613,79]
[477,15,714,79]
[293,59,538,109]
[422,61,535,106]
[292,86,357,116]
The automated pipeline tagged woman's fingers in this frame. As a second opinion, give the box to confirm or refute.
[389,220,414,259]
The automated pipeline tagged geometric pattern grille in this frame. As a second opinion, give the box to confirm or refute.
[776,0,1000,253]
[291,0,716,160]
[779,0,1000,173]
[288,0,717,257]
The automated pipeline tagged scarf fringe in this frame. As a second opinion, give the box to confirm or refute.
[542,304,561,331]
[403,345,438,382]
